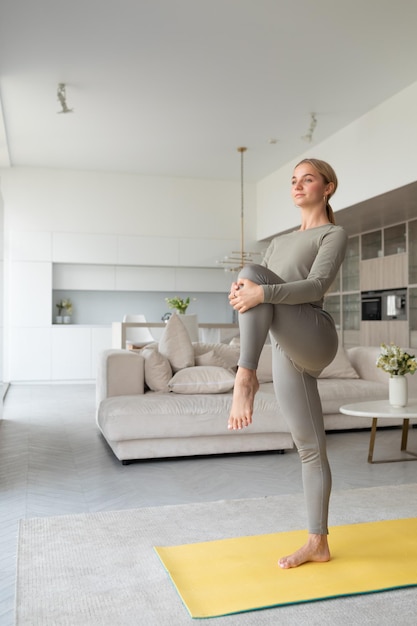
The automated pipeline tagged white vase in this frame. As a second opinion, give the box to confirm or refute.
[55,315,63,324]
[389,375,408,407]
[176,313,199,342]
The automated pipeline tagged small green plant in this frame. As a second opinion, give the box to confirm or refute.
[376,343,417,376]
[56,299,73,316]
[165,296,192,314]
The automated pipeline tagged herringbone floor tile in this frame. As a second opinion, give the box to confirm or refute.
[1,384,417,625]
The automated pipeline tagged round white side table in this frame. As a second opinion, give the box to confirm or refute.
[340,400,417,464]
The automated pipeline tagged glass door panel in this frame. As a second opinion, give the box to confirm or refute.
[361,230,382,260]
[342,236,359,292]
[384,223,406,256]
[323,294,341,331]
[343,293,360,331]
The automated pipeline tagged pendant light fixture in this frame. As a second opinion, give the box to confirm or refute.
[217,146,258,272]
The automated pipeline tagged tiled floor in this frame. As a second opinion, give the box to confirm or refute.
[1,383,416,625]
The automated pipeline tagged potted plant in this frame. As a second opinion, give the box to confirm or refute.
[165,296,192,315]
[62,299,73,324]
[376,343,417,407]
[56,301,64,324]
[56,299,73,324]
[164,296,198,341]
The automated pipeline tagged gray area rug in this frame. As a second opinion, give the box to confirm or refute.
[16,484,417,626]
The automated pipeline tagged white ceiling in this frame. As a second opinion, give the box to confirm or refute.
[1,1,417,184]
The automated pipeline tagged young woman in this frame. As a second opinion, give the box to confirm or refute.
[228,158,348,568]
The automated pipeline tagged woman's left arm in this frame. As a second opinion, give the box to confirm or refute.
[262,228,348,306]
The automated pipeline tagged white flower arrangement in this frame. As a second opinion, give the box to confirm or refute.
[376,343,417,377]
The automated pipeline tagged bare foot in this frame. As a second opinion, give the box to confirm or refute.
[228,367,259,431]
[278,534,330,569]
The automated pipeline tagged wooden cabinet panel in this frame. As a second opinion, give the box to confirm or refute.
[360,258,384,291]
[360,321,408,347]
[360,321,388,346]
[410,330,417,349]
[386,321,408,346]
[382,253,408,288]
[360,254,407,291]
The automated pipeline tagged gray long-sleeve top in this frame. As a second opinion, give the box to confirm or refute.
[261,224,348,309]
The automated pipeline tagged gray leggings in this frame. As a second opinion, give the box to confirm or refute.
[237,264,338,535]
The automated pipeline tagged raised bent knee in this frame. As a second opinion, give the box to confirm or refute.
[238,264,283,286]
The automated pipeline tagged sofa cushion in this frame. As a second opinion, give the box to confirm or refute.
[319,343,359,379]
[159,313,195,372]
[168,366,236,394]
[141,347,172,392]
[97,388,291,441]
[317,378,387,413]
[193,342,240,370]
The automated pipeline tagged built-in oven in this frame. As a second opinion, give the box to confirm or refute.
[361,288,407,321]
[361,292,381,321]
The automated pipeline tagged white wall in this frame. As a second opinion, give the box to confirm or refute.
[0,169,261,381]
[2,168,259,243]
[257,80,417,240]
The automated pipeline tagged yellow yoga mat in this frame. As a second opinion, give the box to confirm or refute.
[155,518,417,618]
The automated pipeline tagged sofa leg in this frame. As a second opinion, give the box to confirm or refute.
[121,459,133,465]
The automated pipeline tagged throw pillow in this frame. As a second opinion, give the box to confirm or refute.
[319,343,359,379]
[195,349,226,368]
[141,348,172,392]
[193,342,240,370]
[168,366,236,394]
[196,339,271,381]
[159,313,195,373]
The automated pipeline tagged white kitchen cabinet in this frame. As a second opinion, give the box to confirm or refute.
[52,326,92,380]
[8,327,52,381]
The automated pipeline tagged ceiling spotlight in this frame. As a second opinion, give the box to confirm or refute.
[301,112,317,142]
[57,83,74,114]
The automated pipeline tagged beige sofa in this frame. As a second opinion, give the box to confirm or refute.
[96,314,417,464]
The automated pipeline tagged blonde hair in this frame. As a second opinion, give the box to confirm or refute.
[295,158,338,224]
